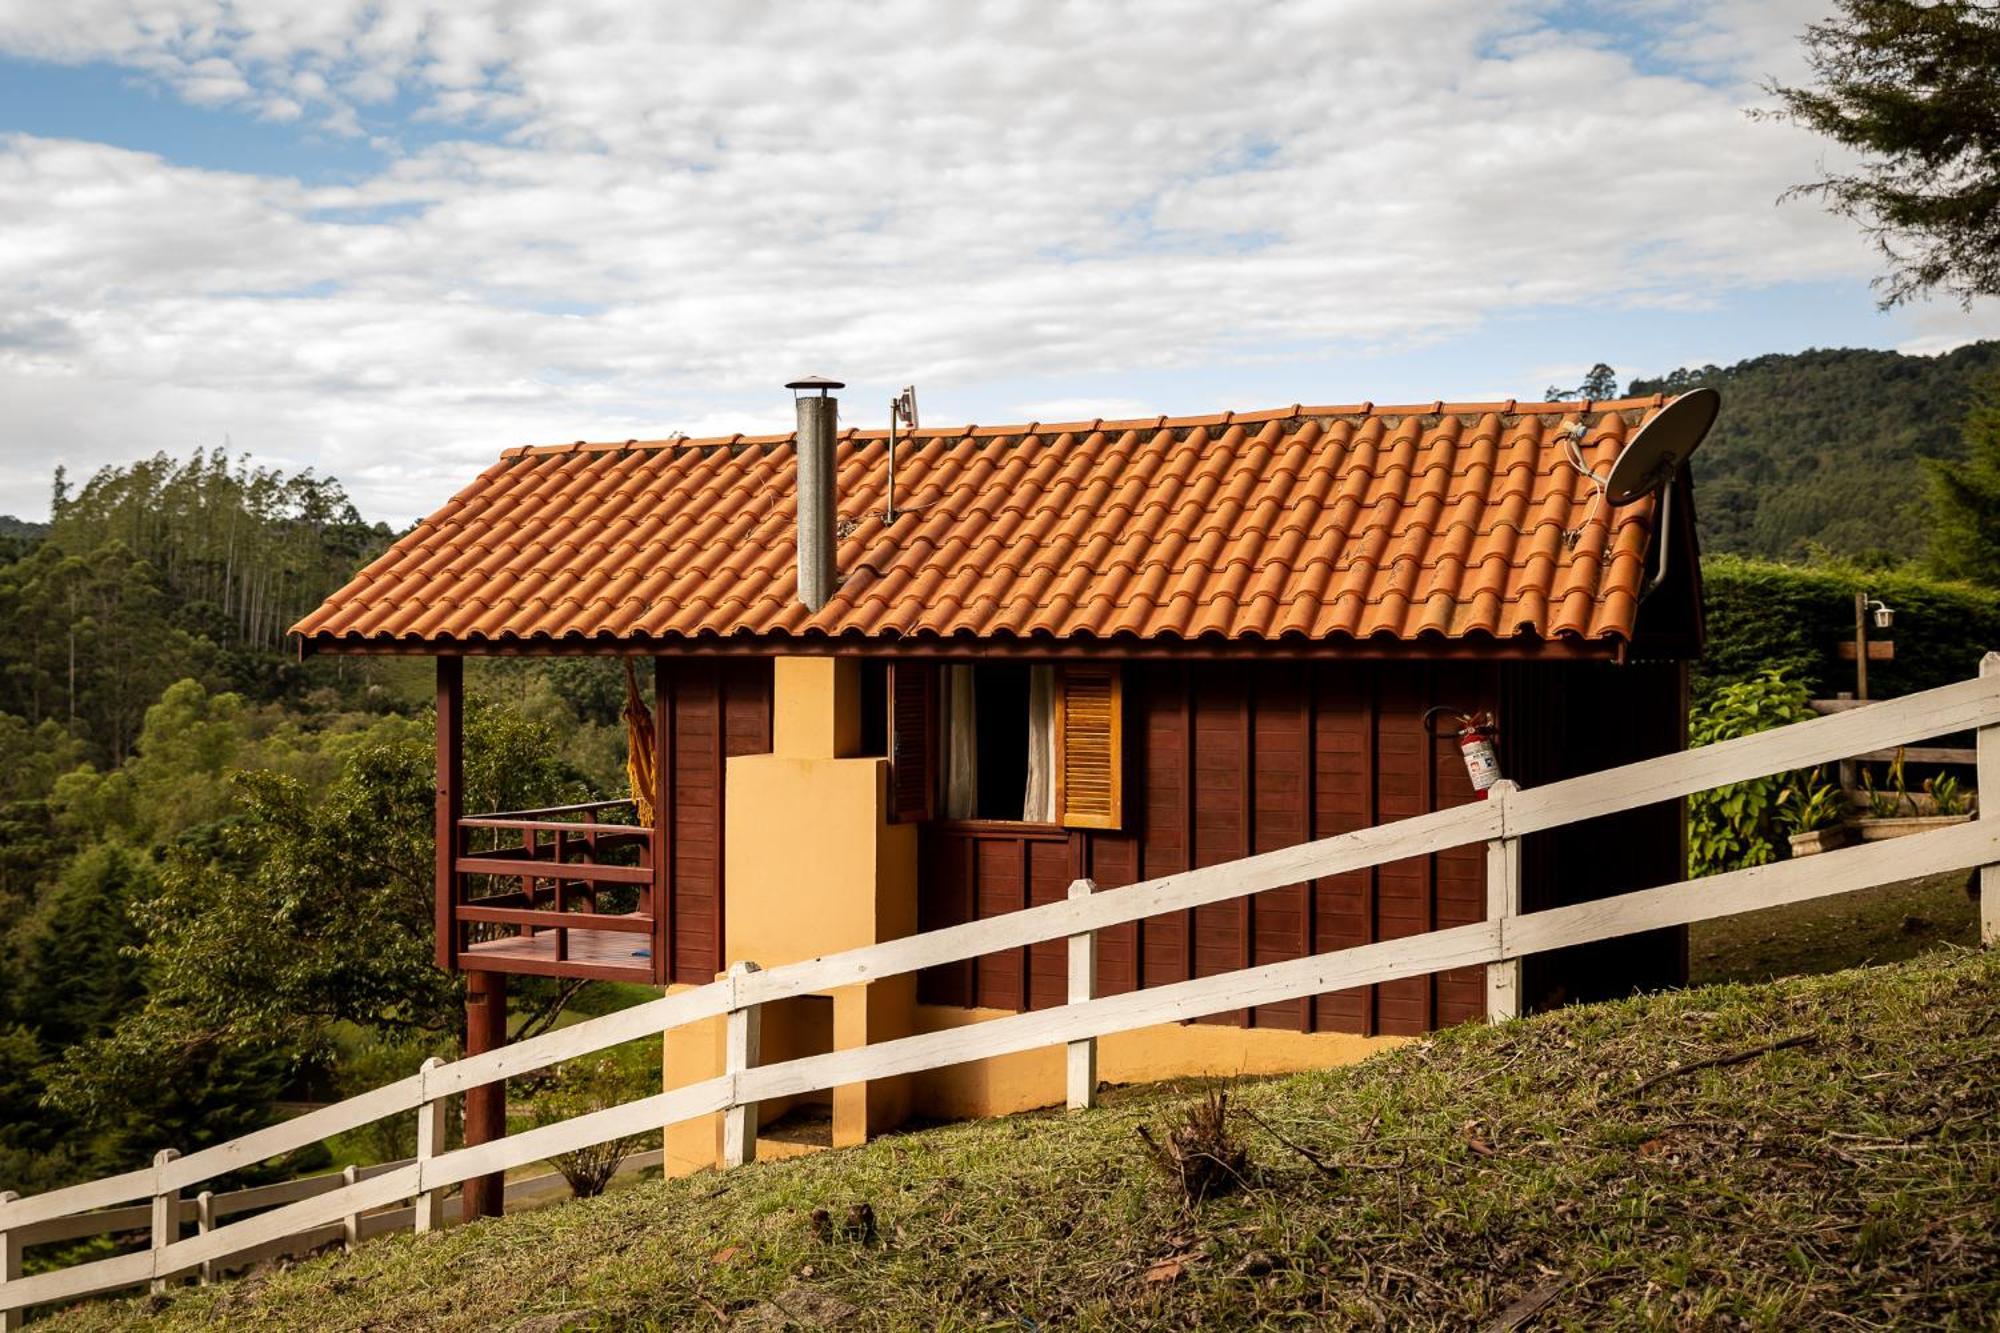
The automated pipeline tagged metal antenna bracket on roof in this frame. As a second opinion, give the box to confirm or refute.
[884,385,919,523]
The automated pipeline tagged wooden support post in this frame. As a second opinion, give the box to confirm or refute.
[1066,878,1099,1110]
[462,973,508,1220]
[195,1190,214,1284]
[650,658,674,986]
[1853,593,1868,701]
[1484,780,1523,1023]
[149,1148,181,1294]
[722,961,763,1169]
[436,656,464,971]
[1980,655,2000,948]
[0,1190,21,1333]
[415,1057,448,1234]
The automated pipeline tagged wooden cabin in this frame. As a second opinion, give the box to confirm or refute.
[293,387,1702,1190]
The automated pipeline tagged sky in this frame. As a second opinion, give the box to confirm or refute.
[0,0,1996,527]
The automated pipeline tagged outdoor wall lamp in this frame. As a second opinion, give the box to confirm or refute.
[1868,597,1894,630]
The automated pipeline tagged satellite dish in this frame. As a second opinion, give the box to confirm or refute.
[1604,388,1720,505]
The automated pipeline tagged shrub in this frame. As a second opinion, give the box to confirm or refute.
[529,1054,657,1198]
[1689,669,1817,876]
[332,1031,451,1165]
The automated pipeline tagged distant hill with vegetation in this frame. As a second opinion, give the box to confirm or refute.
[0,515,48,549]
[1630,341,2000,563]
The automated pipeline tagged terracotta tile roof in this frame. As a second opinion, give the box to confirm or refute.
[294,397,1679,652]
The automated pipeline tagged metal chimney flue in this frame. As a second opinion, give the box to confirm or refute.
[786,375,843,612]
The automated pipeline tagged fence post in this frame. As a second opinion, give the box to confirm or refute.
[149,1147,181,1294]
[1484,780,1523,1023]
[1,1190,21,1333]
[1067,878,1099,1110]
[194,1190,215,1285]
[341,1165,360,1253]
[1980,655,2000,947]
[722,961,763,1169]
[415,1056,448,1234]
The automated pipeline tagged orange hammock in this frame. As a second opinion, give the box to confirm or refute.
[622,659,657,827]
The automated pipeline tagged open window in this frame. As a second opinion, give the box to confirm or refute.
[889,662,1121,827]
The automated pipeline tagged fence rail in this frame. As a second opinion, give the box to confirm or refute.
[9,660,2000,1325]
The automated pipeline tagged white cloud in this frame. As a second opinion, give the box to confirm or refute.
[1894,298,2000,357]
[0,0,1996,523]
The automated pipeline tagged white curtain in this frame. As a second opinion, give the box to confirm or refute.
[1023,666,1056,821]
[944,664,979,819]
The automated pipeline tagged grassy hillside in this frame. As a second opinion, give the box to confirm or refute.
[45,948,1999,1331]
[1631,341,2000,562]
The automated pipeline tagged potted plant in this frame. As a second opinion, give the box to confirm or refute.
[1853,752,1977,842]
[1778,772,1849,856]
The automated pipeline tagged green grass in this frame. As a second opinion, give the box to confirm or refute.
[43,948,2000,1331]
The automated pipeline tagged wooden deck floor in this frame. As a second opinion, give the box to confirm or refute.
[461,918,658,983]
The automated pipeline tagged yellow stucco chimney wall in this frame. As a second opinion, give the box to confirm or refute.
[665,657,917,1174]
[771,656,861,760]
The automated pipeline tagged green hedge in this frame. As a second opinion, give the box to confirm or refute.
[1698,555,2000,702]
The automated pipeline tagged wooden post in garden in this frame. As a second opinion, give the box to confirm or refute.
[1066,879,1099,1110]
[1837,690,1859,800]
[1854,591,1870,701]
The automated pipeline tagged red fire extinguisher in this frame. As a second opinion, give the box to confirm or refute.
[1424,706,1502,798]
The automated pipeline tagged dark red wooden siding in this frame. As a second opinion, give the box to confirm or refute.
[655,658,773,985]
[915,658,1685,1034]
[1505,658,1689,1010]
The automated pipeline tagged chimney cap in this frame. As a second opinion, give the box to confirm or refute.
[786,375,845,395]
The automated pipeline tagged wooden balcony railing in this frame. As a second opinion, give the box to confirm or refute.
[442,799,664,984]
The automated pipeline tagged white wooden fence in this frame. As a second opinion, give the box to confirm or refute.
[8,659,2000,1326]
[0,1143,662,1314]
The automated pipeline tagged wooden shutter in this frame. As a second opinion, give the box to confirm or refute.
[1056,664,1123,829]
[888,662,935,823]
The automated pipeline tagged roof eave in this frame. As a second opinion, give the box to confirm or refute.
[296,628,1632,663]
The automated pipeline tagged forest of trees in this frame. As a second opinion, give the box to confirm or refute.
[2,452,392,765]
[1629,340,2000,562]
[0,452,638,1229]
